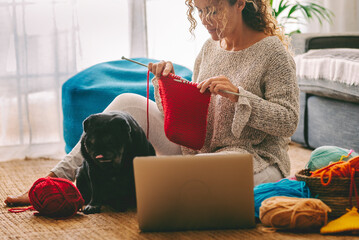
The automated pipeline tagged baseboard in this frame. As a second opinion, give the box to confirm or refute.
[0,142,66,162]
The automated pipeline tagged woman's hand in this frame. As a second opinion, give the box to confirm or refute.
[197,75,239,102]
[4,172,57,206]
[148,61,175,79]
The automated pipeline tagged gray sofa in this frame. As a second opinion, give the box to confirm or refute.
[290,33,359,151]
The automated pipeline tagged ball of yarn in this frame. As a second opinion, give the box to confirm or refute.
[260,196,331,230]
[307,146,358,171]
[254,179,311,218]
[29,177,84,218]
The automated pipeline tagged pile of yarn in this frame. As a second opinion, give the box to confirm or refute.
[254,178,311,217]
[29,177,84,218]
[260,196,331,230]
[310,155,359,209]
[311,155,359,186]
[306,146,358,171]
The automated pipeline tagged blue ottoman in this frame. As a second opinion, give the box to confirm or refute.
[62,58,193,153]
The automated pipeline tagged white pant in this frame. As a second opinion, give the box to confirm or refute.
[51,93,282,185]
[104,93,182,155]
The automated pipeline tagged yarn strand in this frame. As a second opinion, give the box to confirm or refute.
[146,70,150,139]
[8,206,34,213]
[349,167,359,208]
[340,149,354,161]
[311,156,359,209]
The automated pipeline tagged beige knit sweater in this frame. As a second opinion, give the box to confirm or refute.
[153,36,299,177]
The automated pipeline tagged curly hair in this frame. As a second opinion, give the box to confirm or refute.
[185,0,290,50]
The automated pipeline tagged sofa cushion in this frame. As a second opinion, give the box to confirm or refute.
[295,48,359,102]
[307,96,359,151]
[291,92,307,146]
[298,78,359,103]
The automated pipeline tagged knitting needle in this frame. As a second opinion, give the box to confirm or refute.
[121,56,189,82]
[121,56,242,97]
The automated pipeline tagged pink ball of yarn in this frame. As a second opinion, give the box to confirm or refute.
[260,196,331,230]
[29,177,84,218]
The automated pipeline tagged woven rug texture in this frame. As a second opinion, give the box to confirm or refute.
[0,157,354,240]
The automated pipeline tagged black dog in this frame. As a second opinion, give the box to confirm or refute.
[76,111,155,214]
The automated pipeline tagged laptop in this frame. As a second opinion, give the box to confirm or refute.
[133,153,255,232]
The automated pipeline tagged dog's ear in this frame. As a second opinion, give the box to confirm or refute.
[123,118,132,135]
[83,114,97,133]
[109,114,132,140]
[112,117,131,133]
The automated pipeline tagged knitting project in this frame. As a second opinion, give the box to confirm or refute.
[158,75,211,150]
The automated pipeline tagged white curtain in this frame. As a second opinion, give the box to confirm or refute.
[0,0,132,160]
[129,0,148,58]
[304,0,359,33]
[0,0,78,160]
[0,0,207,161]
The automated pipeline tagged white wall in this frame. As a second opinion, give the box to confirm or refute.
[303,0,359,33]
[146,0,208,70]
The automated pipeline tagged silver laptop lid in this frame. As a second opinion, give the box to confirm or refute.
[133,154,255,232]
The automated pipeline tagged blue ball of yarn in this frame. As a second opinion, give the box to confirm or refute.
[254,179,311,218]
[306,146,359,171]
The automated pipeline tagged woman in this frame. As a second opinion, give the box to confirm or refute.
[152,0,298,181]
[5,0,298,206]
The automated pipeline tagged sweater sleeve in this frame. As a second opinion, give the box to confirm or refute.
[232,49,299,138]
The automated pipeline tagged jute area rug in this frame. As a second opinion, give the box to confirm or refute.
[0,157,354,240]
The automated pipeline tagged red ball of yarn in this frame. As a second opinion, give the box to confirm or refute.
[29,177,84,218]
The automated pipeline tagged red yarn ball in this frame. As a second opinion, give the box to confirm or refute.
[29,177,84,218]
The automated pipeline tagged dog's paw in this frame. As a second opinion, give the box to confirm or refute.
[83,204,101,214]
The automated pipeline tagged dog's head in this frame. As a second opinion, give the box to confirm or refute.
[81,112,133,169]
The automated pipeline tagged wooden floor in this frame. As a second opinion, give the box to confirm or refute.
[2,151,355,240]
[287,142,312,176]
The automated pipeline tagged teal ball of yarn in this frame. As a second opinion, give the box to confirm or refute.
[307,146,359,171]
[254,179,311,218]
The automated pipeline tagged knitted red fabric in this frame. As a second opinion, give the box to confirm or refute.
[28,177,84,218]
[158,75,211,150]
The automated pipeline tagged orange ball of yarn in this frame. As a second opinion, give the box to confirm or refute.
[260,196,331,230]
[29,177,84,218]
[311,155,359,186]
